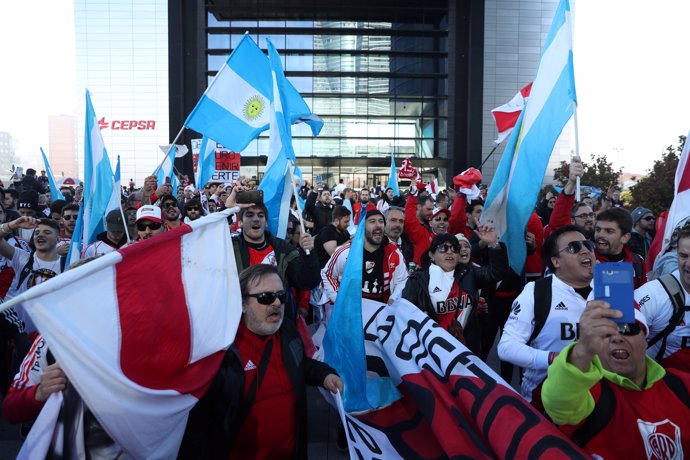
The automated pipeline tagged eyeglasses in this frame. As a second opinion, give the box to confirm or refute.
[435,244,460,254]
[62,214,78,221]
[245,290,287,305]
[137,221,162,231]
[162,202,177,209]
[573,212,596,220]
[642,216,656,221]
[558,240,595,254]
[619,322,642,336]
[186,206,200,212]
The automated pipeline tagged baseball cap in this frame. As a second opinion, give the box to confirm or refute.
[105,209,126,232]
[18,191,39,210]
[431,207,451,219]
[136,205,162,223]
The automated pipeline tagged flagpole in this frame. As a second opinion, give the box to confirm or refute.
[113,176,131,243]
[573,107,581,201]
[152,124,186,177]
[479,144,500,171]
[288,161,310,255]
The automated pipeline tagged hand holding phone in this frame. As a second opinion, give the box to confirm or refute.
[593,262,635,324]
[236,190,264,205]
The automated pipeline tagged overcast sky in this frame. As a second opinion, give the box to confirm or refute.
[0,0,688,176]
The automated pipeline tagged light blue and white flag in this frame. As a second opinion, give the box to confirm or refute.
[156,145,177,186]
[65,205,85,265]
[323,206,401,412]
[105,155,121,216]
[83,90,115,245]
[196,136,217,189]
[184,34,322,153]
[387,153,400,197]
[481,0,576,273]
[259,39,301,239]
[293,164,306,210]
[39,148,61,201]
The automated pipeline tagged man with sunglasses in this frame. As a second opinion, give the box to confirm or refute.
[542,301,690,457]
[628,207,655,259]
[499,225,596,407]
[180,265,342,459]
[183,199,204,223]
[135,205,165,241]
[160,195,182,229]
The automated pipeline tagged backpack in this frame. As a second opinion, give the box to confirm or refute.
[528,276,553,345]
[647,273,689,361]
[17,251,67,288]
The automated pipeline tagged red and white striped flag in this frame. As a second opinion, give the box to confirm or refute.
[12,212,241,459]
[651,130,690,274]
[491,82,533,144]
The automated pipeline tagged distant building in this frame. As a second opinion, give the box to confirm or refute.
[48,115,78,178]
[0,131,17,181]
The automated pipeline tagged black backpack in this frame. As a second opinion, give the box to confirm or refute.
[528,276,554,345]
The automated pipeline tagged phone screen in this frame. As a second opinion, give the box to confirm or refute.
[593,262,635,324]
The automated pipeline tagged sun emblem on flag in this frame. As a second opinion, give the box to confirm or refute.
[243,95,265,121]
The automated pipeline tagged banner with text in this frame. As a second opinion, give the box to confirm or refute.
[191,139,241,183]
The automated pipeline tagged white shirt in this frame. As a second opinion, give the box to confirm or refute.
[498,275,592,401]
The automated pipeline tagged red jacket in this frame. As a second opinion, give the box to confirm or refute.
[404,194,435,266]
[524,212,545,276]
[544,192,575,239]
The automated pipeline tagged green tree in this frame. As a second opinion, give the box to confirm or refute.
[630,135,686,215]
[552,155,621,191]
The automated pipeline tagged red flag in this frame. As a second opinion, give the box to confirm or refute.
[491,82,532,144]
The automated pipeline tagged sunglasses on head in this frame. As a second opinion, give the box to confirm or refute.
[558,240,595,254]
[137,221,162,231]
[619,322,642,336]
[246,290,287,305]
[435,243,460,254]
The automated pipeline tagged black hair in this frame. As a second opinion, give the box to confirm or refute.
[239,264,287,303]
[62,203,80,214]
[238,202,269,221]
[542,224,586,272]
[596,207,633,235]
[571,201,592,217]
[466,198,484,214]
[418,195,434,208]
[332,205,351,220]
[421,233,461,269]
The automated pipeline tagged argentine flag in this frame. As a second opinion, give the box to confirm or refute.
[387,153,400,197]
[481,0,577,273]
[106,155,121,215]
[185,34,322,153]
[83,90,115,245]
[195,136,217,189]
[258,39,303,239]
[40,148,61,201]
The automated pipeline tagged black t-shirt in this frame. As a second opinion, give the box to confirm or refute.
[315,224,350,268]
[362,245,386,301]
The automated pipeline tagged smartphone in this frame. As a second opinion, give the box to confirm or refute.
[236,190,264,204]
[593,262,635,324]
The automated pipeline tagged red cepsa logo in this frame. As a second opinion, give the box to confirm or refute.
[98,117,156,130]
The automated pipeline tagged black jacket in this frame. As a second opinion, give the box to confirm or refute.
[401,246,508,354]
[304,192,333,235]
[178,319,336,459]
[232,232,321,291]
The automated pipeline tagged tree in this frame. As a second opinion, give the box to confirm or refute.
[552,154,621,191]
[630,135,686,215]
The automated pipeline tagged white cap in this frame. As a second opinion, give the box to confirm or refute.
[136,205,162,223]
[184,185,195,192]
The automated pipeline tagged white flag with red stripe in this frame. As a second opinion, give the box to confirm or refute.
[491,82,532,144]
[652,130,690,273]
[13,211,241,459]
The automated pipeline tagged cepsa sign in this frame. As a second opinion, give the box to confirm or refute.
[98,117,155,130]
[191,139,241,183]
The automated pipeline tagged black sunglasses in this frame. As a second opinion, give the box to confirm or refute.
[619,322,642,336]
[62,214,78,221]
[558,240,595,254]
[187,206,201,212]
[162,202,177,209]
[245,290,287,305]
[642,216,655,221]
[137,221,162,231]
[435,243,460,254]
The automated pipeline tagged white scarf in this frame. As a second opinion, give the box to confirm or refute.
[428,263,455,310]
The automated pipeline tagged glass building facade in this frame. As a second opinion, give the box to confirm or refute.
[205,18,448,188]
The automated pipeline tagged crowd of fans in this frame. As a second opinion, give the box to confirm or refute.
[0,155,689,457]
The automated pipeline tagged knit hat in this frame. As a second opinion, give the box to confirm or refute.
[631,207,653,226]
[455,233,470,246]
